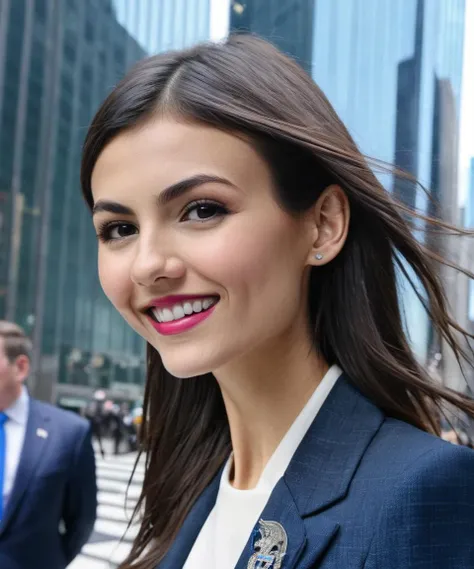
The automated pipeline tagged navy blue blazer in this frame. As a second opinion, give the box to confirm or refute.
[157,375,474,568]
[0,398,97,569]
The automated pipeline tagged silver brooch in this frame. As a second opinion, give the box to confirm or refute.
[247,519,288,569]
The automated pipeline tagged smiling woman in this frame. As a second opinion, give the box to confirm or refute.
[81,36,474,569]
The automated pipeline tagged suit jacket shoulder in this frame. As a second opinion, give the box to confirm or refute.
[362,414,455,474]
[31,398,90,435]
[363,433,474,568]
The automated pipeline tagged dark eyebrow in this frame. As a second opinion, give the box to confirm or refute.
[155,174,235,207]
[92,201,134,216]
[92,174,235,216]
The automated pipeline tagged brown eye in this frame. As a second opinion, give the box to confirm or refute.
[97,222,138,243]
[182,200,228,222]
[110,224,137,238]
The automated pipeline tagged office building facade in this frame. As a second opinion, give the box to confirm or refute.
[468,159,474,324]
[468,158,474,229]
[0,0,211,405]
[230,0,466,365]
[230,0,314,74]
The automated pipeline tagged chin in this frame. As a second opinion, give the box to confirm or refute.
[158,343,234,379]
[160,357,214,379]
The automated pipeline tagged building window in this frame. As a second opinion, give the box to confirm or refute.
[64,35,77,63]
[35,0,47,21]
[85,19,95,43]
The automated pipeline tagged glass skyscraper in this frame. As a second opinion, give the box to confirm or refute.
[230,0,466,362]
[468,159,474,323]
[0,0,212,404]
[111,0,210,54]
[230,0,315,74]
[468,158,474,229]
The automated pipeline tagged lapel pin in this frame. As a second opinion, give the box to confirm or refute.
[36,428,48,439]
[247,519,288,569]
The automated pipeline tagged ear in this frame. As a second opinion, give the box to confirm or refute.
[306,185,350,266]
[13,355,30,384]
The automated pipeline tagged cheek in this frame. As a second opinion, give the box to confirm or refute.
[98,251,133,311]
[191,214,305,301]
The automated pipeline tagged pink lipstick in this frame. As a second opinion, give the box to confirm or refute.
[146,295,219,336]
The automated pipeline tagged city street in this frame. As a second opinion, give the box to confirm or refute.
[68,443,144,569]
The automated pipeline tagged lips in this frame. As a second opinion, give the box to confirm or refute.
[144,294,220,336]
[149,297,218,323]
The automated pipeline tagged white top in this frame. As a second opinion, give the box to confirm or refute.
[183,364,342,569]
[2,387,29,510]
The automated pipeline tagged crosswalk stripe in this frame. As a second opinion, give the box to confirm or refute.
[68,451,143,569]
[96,460,145,474]
[81,541,133,567]
[96,467,144,483]
[68,556,112,569]
[96,454,145,466]
[97,490,138,509]
[94,519,139,541]
[97,504,137,522]
[98,478,142,497]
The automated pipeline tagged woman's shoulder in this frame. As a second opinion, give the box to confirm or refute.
[353,412,474,489]
[362,414,474,494]
[362,419,474,568]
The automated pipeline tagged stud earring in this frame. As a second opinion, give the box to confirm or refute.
[314,253,324,260]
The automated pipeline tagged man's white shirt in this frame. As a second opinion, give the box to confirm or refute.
[2,386,29,510]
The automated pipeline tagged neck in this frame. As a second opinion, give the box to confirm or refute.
[0,385,23,412]
[214,329,328,490]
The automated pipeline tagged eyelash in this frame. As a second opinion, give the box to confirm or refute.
[96,221,136,243]
[181,199,228,221]
[96,199,229,243]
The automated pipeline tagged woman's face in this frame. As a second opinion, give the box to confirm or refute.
[91,118,315,378]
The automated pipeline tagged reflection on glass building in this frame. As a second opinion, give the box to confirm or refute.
[230,0,466,362]
[0,0,211,405]
[230,0,314,74]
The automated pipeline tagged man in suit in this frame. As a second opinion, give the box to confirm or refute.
[0,320,97,569]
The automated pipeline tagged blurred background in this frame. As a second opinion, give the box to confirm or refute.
[0,0,473,413]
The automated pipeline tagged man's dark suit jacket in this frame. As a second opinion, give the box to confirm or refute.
[0,398,97,569]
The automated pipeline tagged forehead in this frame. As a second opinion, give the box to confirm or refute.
[0,336,6,359]
[91,118,272,202]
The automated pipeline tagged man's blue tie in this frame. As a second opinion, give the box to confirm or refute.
[0,411,8,521]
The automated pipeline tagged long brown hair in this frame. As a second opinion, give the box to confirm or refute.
[80,35,474,568]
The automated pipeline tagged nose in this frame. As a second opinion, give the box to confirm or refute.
[130,236,185,287]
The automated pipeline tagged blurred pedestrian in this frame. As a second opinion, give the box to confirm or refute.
[81,36,474,569]
[122,406,138,452]
[110,405,126,455]
[85,401,106,458]
[0,321,97,568]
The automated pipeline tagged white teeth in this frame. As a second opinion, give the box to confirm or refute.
[152,297,217,324]
[162,308,174,322]
[172,305,185,320]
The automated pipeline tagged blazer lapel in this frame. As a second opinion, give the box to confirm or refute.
[0,399,51,534]
[235,478,339,569]
[236,376,384,569]
[157,463,225,569]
